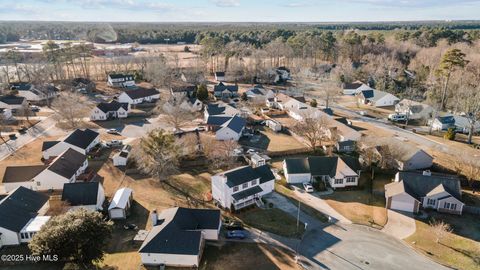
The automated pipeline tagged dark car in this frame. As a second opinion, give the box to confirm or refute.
[8,134,17,140]
[18,126,27,134]
[123,224,138,230]
[225,221,244,231]
[225,230,247,240]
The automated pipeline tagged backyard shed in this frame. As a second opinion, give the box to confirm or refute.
[108,188,133,219]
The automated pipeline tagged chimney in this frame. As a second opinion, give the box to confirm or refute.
[423,170,432,176]
[151,210,158,226]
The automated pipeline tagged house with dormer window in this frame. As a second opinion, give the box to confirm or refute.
[211,165,275,210]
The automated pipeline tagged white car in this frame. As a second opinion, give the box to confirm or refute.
[106,140,123,147]
[107,128,120,135]
[303,182,314,193]
[388,113,407,122]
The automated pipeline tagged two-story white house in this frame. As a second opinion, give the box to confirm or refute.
[90,100,129,121]
[212,165,275,210]
[0,187,50,248]
[117,88,160,105]
[107,73,135,88]
[283,156,360,189]
[42,129,100,160]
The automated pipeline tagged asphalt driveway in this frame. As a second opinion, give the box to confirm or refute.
[265,192,448,270]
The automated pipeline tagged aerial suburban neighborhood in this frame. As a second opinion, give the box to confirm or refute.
[0,2,479,270]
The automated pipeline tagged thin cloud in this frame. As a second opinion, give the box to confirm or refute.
[212,0,240,7]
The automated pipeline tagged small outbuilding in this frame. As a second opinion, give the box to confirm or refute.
[113,145,131,167]
[108,187,133,219]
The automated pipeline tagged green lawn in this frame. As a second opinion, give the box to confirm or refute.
[238,208,305,238]
[406,212,480,270]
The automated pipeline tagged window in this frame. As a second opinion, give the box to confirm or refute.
[36,181,40,186]
[443,202,451,209]
[427,198,436,205]
[450,203,457,210]
[346,177,356,183]
[334,179,343,185]
[242,183,248,189]
[20,233,28,239]
[233,186,239,192]
[251,179,257,186]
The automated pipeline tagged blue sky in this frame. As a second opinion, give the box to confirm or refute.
[1,0,479,22]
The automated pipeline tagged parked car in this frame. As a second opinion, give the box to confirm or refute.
[388,113,407,122]
[246,149,256,155]
[106,140,123,147]
[232,148,243,156]
[225,221,244,231]
[196,126,206,131]
[225,230,247,240]
[303,182,314,193]
[107,128,120,135]
[8,134,17,140]
[123,223,138,230]
[18,126,27,134]
[30,105,40,112]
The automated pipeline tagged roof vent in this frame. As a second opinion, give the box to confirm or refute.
[423,170,432,176]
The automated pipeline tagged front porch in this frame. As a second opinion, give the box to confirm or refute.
[232,185,263,210]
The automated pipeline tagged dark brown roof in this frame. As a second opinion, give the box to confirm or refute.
[2,165,48,183]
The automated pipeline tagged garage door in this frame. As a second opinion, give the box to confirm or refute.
[390,199,415,213]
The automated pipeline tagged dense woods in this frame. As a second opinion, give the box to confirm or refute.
[1,21,480,46]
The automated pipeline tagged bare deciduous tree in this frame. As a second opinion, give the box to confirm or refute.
[158,101,197,131]
[200,135,239,170]
[52,92,92,129]
[430,219,453,244]
[292,116,330,152]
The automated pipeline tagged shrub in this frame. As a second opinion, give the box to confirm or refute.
[444,127,456,140]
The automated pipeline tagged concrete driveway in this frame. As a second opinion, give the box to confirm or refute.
[293,189,352,224]
[265,192,448,270]
[382,210,416,239]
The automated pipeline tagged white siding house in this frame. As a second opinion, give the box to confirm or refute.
[386,171,464,214]
[107,74,135,88]
[117,88,160,105]
[0,187,50,248]
[61,182,105,211]
[42,129,100,160]
[283,157,359,189]
[90,101,129,121]
[212,165,275,210]
[358,90,400,107]
[139,208,221,268]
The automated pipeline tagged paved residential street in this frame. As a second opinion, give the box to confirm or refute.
[265,192,448,270]
[0,116,64,161]
[382,210,417,240]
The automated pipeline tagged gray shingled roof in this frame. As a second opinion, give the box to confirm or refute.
[48,149,87,179]
[139,208,220,255]
[64,129,99,150]
[0,187,49,232]
[62,182,100,206]
[232,185,263,201]
[396,171,462,201]
[124,88,160,100]
[0,95,25,105]
[223,115,246,133]
[96,101,128,113]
